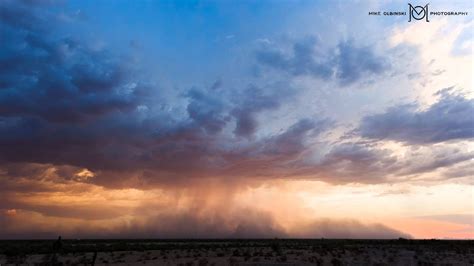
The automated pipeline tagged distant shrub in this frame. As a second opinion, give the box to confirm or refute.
[278,255,287,262]
[331,258,343,266]
[232,249,241,257]
[228,257,238,266]
[198,258,209,266]
[270,242,282,255]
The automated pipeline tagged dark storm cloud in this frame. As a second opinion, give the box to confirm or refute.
[0,0,46,31]
[313,142,400,183]
[255,37,388,86]
[1,0,322,184]
[231,85,283,138]
[335,41,388,85]
[259,119,328,157]
[0,4,141,124]
[86,117,332,189]
[186,88,229,134]
[358,90,474,144]
[0,1,159,177]
[0,1,332,185]
[256,37,333,80]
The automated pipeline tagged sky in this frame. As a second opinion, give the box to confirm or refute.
[0,0,472,239]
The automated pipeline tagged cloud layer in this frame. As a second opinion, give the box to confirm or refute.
[358,89,474,144]
[256,37,389,86]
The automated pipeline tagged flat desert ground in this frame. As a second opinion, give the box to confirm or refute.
[0,239,473,265]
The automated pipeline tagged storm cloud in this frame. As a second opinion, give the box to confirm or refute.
[0,0,327,184]
[358,90,474,144]
[255,37,389,85]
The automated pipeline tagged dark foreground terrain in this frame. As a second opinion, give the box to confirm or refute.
[0,239,473,265]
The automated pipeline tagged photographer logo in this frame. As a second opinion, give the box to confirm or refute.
[408,4,429,22]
